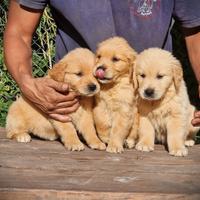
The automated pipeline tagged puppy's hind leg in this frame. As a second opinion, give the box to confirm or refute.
[7,131,31,143]
[6,113,31,143]
[185,127,199,147]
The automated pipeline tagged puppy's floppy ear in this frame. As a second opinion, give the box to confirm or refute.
[48,60,67,82]
[132,62,138,92]
[128,50,137,84]
[127,49,137,67]
[129,64,133,83]
[172,58,183,92]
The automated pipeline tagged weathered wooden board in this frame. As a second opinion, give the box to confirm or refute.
[0,127,200,200]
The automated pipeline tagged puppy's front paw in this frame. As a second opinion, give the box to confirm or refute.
[99,136,110,144]
[89,141,106,150]
[185,139,195,147]
[106,141,124,153]
[135,142,154,152]
[124,138,136,149]
[64,140,85,151]
[169,146,188,157]
[16,133,31,143]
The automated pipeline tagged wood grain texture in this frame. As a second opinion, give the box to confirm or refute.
[0,127,200,199]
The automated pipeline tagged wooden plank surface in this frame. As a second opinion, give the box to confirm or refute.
[0,127,200,200]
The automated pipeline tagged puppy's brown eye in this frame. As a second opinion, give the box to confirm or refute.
[157,74,163,79]
[112,56,120,62]
[76,72,83,77]
[140,74,146,78]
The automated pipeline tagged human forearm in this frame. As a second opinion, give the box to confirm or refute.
[185,31,200,85]
[3,0,41,88]
[185,29,200,126]
[4,31,33,88]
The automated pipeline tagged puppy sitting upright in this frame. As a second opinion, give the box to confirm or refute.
[6,48,106,151]
[127,48,199,156]
[93,37,137,153]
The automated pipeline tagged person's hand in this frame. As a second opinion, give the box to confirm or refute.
[191,84,200,126]
[192,111,200,126]
[19,76,79,122]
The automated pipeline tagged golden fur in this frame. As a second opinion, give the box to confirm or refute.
[93,37,137,153]
[6,48,106,151]
[126,48,199,156]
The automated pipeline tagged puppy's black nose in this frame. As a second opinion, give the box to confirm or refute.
[144,88,154,97]
[88,84,97,92]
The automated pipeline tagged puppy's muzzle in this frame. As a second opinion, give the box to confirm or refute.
[144,88,154,98]
[87,83,97,92]
[95,66,106,79]
[96,66,106,71]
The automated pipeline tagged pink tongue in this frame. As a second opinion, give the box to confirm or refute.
[96,68,105,79]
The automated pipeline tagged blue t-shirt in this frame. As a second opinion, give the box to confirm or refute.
[18,0,200,61]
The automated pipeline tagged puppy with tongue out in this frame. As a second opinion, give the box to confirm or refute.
[95,67,106,81]
[93,37,138,153]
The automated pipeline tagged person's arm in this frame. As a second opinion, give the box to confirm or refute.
[4,0,79,122]
[184,28,200,126]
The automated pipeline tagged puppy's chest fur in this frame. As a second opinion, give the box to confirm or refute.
[70,98,93,127]
[139,99,172,142]
[95,80,135,124]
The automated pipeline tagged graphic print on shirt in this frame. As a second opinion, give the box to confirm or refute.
[129,0,160,18]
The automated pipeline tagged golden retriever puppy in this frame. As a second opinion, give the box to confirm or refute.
[6,48,106,151]
[93,37,137,153]
[127,48,199,156]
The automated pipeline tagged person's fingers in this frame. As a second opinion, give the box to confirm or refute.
[54,99,79,109]
[49,114,72,122]
[48,79,69,93]
[50,102,80,114]
[194,111,200,118]
[191,117,200,126]
[54,91,79,104]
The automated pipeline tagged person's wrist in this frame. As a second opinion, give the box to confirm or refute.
[18,74,35,93]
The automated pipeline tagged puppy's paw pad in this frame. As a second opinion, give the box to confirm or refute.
[124,138,136,149]
[65,142,85,151]
[169,147,188,157]
[90,142,106,150]
[106,142,124,153]
[185,140,195,147]
[16,134,31,143]
[135,142,154,152]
